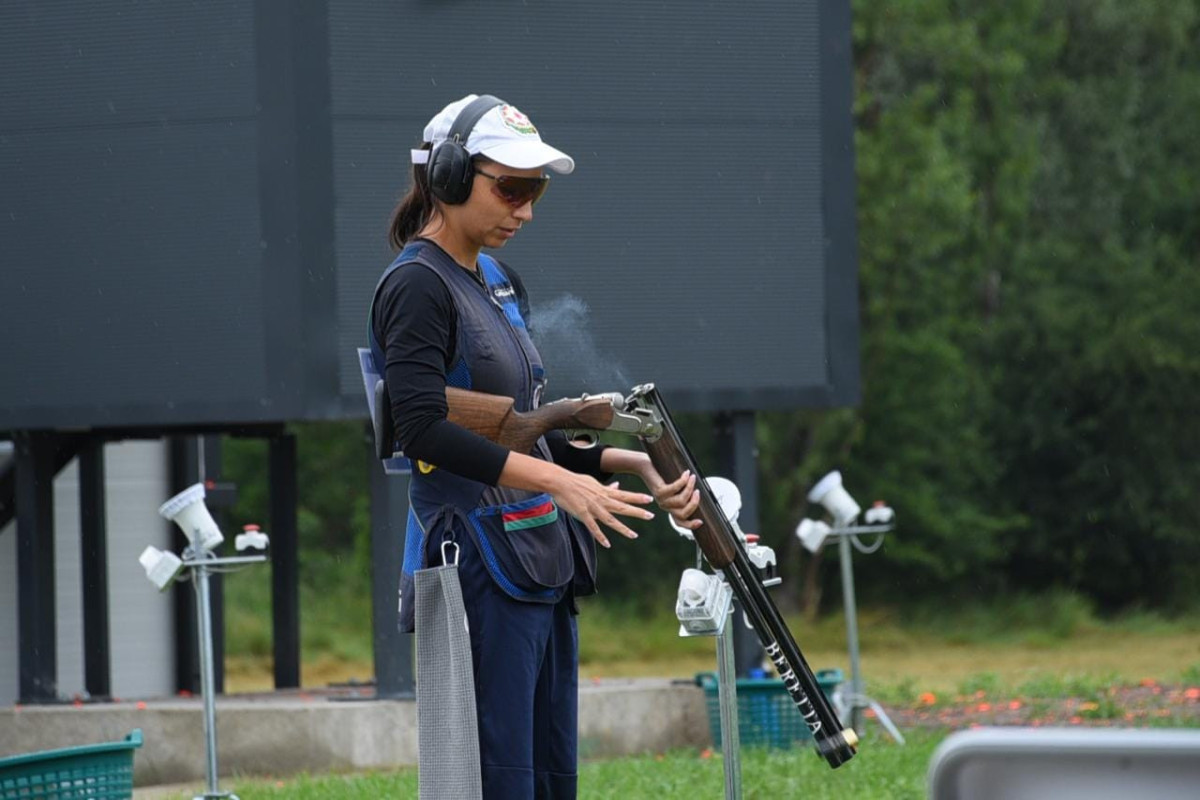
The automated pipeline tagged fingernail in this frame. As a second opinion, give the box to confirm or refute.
[602,540,611,549]
[644,511,655,519]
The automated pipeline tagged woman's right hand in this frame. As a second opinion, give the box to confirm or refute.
[497,452,654,548]
[547,469,654,549]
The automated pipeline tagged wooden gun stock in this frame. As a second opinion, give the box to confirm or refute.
[445,387,616,453]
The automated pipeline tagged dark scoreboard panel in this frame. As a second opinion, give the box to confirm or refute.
[0,0,859,431]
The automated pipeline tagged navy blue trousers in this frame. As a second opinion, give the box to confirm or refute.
[455,531,579,800]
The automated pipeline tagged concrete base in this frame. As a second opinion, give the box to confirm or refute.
[0,679,711,788]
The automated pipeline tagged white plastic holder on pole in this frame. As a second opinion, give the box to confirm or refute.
[177,549,269,800]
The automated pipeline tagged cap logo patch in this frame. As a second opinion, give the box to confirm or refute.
[500,105,538,136]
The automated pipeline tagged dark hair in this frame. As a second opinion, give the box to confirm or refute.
[387,148,499,250]
[388,142,434,250]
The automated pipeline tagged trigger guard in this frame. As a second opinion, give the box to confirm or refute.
[567,431,599,449]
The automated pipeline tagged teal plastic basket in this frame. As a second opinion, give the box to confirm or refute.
[0,729,142,800]
[696,669,843,749]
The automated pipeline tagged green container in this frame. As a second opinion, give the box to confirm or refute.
[0,729,142,800]
[696,669,843,750]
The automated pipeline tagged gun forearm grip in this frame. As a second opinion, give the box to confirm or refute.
[642,437,739,568]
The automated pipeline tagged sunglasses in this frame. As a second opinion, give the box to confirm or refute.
[475,167,549,208]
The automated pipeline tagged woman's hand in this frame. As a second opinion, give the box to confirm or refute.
[547,469,655,549]
[640,465,703,532]
[497,452,654,548]
[597,448,703,531]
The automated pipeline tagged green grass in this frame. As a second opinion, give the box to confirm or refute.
[1015,671,1124,700]
[157,731,943,800]
[224,552,373,663]
[147,717,1200,799]
[1181,662,1200,685]
[578,732,945,800]
[223,553,377,687]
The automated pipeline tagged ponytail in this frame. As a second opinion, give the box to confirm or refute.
[388,142,435,250]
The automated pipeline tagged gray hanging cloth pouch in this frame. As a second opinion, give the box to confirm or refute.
[415,514,482,800]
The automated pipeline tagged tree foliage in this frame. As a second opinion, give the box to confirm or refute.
[756,0,1200,612]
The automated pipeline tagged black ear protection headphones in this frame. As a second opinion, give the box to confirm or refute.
[426,94,506,205]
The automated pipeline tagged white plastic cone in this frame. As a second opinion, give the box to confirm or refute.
[158,483,224,551]
[807,470,861,526]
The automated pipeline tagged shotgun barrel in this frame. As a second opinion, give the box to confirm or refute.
[625,383,858,768]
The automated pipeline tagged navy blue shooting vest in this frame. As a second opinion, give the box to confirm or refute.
[369,240,597,632]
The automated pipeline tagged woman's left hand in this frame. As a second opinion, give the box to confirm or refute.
[640,465,703,531]
[598,448,703,530]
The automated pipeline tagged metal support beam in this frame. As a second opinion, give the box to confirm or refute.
[2,434,84,534]
[269,433,300,689]
[15,431,58,704]
[367,427,414,699]
[0,448,16,533]
[202,435,226,694]
[715,411,766,677]
[79,438,112,699]
[169,435,201,695]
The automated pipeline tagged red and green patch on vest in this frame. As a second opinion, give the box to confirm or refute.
[502,500,557,531]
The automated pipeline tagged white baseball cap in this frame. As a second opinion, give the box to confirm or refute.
[411,94,575,175]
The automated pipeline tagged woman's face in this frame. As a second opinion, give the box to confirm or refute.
[456,162,544,249]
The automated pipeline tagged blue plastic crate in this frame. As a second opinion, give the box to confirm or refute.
[696,670,843,749]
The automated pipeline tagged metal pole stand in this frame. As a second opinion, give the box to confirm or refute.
[828,524,904,745]
[180,549,269,800]
[678,568,741,800]
[715,604,742,800]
